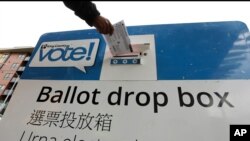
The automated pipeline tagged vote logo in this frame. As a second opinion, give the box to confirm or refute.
[29,39,100,73]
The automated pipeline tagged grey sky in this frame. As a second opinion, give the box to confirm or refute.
[1,2,250,48]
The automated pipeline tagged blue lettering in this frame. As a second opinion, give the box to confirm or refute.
[86,42,95,61]
[62,47,74,61]
[39,48,50,61]
[70,47,87,61]
[48,48,65,61]
[39,42,96,62]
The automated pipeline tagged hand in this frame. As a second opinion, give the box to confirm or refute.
[92,15,114,35]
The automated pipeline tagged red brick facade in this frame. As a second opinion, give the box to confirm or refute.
[0,53,28,96]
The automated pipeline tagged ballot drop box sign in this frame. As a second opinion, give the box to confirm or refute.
[1,21,250,141]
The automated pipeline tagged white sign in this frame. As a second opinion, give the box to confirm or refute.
[29,39,100,73]
[0,80,249,141]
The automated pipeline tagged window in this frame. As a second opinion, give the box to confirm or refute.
[0,85,5,92]
[18,54,25,60]
[0,54,9,63]
[3,73,12,80]
[10,63,19,70]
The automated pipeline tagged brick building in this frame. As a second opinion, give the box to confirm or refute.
[0,47,33,116]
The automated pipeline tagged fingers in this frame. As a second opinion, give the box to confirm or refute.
[98,19,113,35]
[107,20,114,35]
[93,16,114,35]
[101,20,108,34]
[97,20,106,34]
[104,19,114,35]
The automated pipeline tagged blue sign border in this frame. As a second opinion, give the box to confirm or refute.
[22,21,250,80]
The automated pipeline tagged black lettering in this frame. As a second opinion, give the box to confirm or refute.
[178,87,194,107]
[37,86,51,102]
[32,135,39,141]
[124,91,134,105]
[39,136,48,141]
[214,92,234,107]
[92,89,100,105]
[197,92,213,107]
[28,131,33,141]
[63,86,71,103]
[70,86,77,104]
[19,130,25,141]
[136,92,150,106]
[51,90,63,103]
[50,137,56,141]
[77,91,90,104]
[108,86,122,105]
[154,92,168,113]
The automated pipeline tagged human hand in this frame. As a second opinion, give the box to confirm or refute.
[92,15,114,35]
